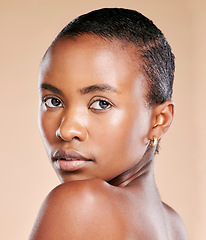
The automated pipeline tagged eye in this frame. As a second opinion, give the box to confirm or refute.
[43,97,63,108]
[89,99,112,110]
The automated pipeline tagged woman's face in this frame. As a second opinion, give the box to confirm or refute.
[38,36,153,183]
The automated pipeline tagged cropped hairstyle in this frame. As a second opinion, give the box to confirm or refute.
[52,8,175,107]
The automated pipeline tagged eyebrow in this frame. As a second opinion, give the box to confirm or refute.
[39,83,118,96]
[79,84,118,95]
[40,83,63,95]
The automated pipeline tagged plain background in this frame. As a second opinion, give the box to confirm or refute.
[0,0,205,239]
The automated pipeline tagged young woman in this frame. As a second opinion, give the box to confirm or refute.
[30,8,188,239]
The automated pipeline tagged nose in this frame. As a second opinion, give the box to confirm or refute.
[56,113,88,142]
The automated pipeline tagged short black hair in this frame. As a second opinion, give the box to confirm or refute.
[53,8,175,107]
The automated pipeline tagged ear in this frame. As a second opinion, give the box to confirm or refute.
[148,100,174,142]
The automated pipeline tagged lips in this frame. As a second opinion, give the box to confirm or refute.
[53,149,93,172]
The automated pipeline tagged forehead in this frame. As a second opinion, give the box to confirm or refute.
[39,35,146,95]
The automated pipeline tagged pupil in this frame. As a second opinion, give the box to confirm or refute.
[99,100,109,109]
[51,98,60,106]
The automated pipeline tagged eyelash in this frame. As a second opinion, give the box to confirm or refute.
[43,96,63,108]
[42,96,113,111]
[89,98,113,111]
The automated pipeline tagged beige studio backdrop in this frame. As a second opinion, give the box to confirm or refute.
[0,0,205,239]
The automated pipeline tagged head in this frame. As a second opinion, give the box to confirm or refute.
[38,8,175,183]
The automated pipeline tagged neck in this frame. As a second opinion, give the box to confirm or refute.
[108,146,155,187]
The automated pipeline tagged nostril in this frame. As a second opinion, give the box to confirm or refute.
[73,136,80,140]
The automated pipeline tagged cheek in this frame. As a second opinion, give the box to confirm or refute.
[38,110,59,146]
[90,109,149,158]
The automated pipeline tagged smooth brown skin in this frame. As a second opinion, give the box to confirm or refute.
[30,36,188,239]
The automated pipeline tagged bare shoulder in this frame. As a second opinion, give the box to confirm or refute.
[29,179,125,240]
[163,202,188,240]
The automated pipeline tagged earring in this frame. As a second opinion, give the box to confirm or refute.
[150,136,158,147]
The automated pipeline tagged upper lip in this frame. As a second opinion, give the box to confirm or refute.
[52,149,93,161]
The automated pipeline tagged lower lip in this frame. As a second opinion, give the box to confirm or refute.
[56,159,90,171]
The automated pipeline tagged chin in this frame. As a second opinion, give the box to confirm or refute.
[57,173,94,183]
